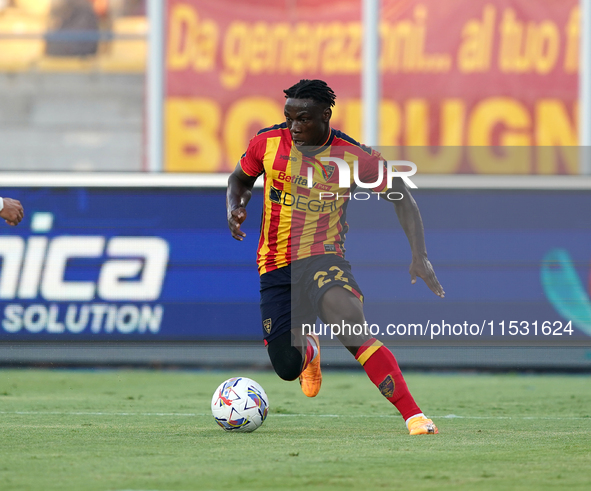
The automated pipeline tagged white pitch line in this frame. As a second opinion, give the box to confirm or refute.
[0,411,198,417]
[0,410,263,418]
[0,411,590,420]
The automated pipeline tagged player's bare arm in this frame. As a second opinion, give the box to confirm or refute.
[386,179,445,298]
[227,164,257,241]
[0,197,24,226]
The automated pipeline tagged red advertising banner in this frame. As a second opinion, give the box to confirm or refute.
[165,0,579,174]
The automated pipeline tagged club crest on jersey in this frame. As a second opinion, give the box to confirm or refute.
[322,165,335,181]
[378,375,395,398]
[263,318,272,334]
[303,157,334,183]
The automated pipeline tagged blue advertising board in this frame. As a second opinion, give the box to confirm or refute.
[0,184,590,344]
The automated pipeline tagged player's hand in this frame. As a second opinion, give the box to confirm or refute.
[228,207,247,241]
[409,254,445,298]
[0,198,24,226]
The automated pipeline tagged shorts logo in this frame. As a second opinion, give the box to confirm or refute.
[378,375,395,398]
[263,318,272,334]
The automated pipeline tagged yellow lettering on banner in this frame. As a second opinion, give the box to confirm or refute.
[379,101,402,150]
[536,100,578,174]
[498,10,517,72]
[405,100,464,173]
[564,7,579,73]
[212,11,457,88]
[405,99,427,145]
[194,20,218,71]
[381,20,412,71]
[405,99,465,146]
[167,5,218,71]
[458,5,496,72]
[344,23,362,73]
[328,100,344,134]
[468,97,531,173]
[337,100,401,151]
[533,22,559,74]
[165,98,222,172]
[250,23,274,74]
[322,22,346,74]
[469,97,531,146]
[168,5,194,69]
[413,5,428,69]
[304,24,323,73]
[272,23,291,73]
[337,99,360,141]
[498,9,559,74]
[405,99,434,146]
[222,22,248,89]
[291,23,314,74]
[441,100,466,147]
[162,95,579,174]
[224,97,283,165]
[380,6,451,73]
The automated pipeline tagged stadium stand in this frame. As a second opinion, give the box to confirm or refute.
[0,0,146,72]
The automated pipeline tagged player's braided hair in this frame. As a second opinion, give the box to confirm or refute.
[283,79,336,108]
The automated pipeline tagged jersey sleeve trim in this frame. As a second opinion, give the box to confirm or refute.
[239,136,266,177]
[239,161,259,177]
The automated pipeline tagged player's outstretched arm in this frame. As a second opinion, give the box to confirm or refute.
[386,180,445,298]
[227,164,257,241]
[0,197,24,226]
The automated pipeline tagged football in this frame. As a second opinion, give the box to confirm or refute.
[211,377,269,432]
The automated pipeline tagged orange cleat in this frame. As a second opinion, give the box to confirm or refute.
[299,335,322,397]
[408,415,439,435]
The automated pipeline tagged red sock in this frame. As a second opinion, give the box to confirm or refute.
[355,338,421,421]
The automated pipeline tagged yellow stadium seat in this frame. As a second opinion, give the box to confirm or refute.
[15,0,52,16]
[37,56,97,72]
[0,9,46,71]
[98,16,146,72]
[0,6,147,73]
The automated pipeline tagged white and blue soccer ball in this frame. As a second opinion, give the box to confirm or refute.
[211,377,269,432]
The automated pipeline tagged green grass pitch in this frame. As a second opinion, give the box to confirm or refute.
[1,369,590,491]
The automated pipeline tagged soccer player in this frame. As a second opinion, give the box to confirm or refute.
[0,196,24,226]
[227,79,444,435]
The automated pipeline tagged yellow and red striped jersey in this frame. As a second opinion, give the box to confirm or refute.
[240,123,387,275]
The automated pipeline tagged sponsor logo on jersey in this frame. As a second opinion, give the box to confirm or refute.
[276,172,331,191]
[269,186,337,213]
